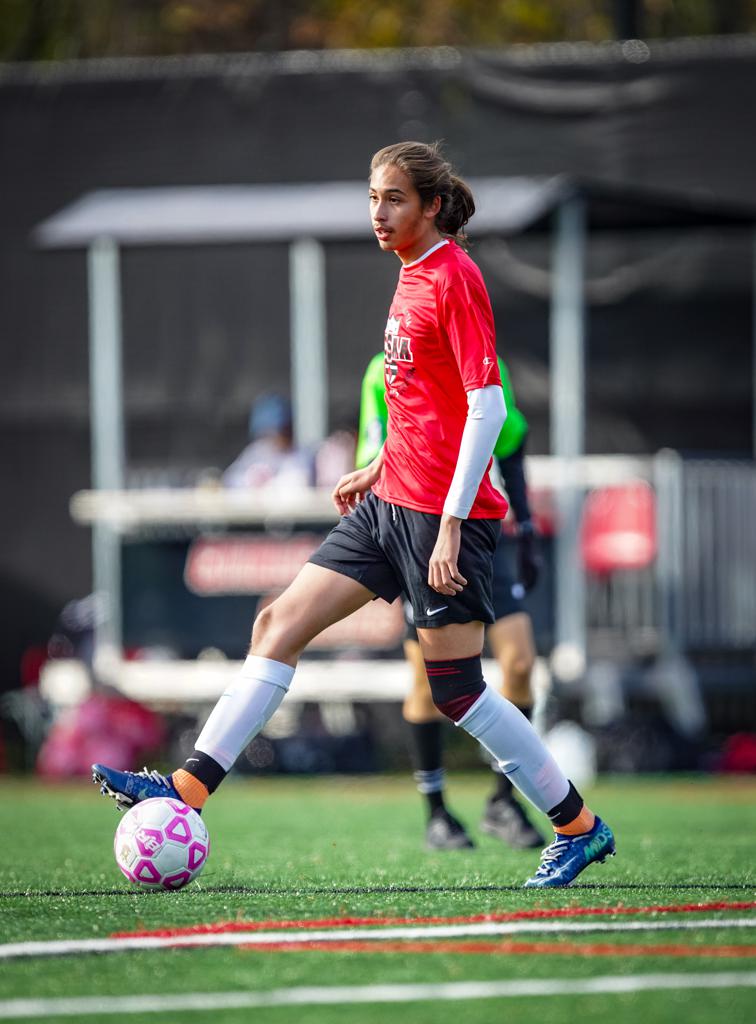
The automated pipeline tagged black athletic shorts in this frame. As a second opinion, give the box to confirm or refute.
[309,491,501,629]
[490,530,526,620]
[404,529,524,639]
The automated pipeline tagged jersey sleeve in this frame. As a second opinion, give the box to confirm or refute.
[439,277,502,393]
[354,353,389,469]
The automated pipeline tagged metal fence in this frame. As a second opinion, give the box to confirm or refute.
[582,451,756,660]
[54,451,755,714]
[680,458,756,651]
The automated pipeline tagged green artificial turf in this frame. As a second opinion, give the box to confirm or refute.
[0,774,754,1023]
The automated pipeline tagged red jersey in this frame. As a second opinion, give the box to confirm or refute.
[372,240,508,520]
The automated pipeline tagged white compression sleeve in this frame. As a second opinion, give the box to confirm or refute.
[443,384,507,520]
[195,655,295,771]
[457,685,570,813]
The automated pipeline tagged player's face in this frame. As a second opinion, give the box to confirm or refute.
[369,164,442,265]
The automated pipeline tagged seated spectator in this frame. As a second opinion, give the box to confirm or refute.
[223,395,313,492]
[314,429,356,488]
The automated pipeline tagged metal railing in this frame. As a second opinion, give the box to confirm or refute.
[583,451,756,659]
[679,458,756,651]
[66,451,755,706]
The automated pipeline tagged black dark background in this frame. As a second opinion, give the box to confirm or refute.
[1,40,755,688]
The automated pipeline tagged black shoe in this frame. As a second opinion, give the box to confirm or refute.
[480,796,545,849]
[425,810,476,851]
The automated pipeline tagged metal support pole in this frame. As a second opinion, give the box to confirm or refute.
[87,237,125,665]
[749,232,753,460]
[289,238,328,451]
[550,197,587,680]
[653,448,684,656]
[651,448,706,737]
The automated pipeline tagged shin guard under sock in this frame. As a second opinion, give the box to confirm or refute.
[458,686,570,814]
[194,655,295,772]
[489,705,532,802]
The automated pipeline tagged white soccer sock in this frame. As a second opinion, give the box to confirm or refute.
[457,685,569,813]
[195,655,295,772]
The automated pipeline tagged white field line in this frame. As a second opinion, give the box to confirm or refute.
[1,917,755,960]
[1,971,756,1019]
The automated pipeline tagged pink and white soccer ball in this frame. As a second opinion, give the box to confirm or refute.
[113,797,209,890]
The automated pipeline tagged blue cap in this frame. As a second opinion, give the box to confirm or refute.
[249,394,292,439]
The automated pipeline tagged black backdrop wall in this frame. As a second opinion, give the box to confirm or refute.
[1,37,755,687]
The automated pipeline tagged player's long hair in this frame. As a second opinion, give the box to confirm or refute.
[370,140,475,246]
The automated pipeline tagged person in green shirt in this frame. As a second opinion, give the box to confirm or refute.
[356,352,544,851]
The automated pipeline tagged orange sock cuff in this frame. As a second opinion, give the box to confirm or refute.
[554,805,596,836]
[172,769,210,810]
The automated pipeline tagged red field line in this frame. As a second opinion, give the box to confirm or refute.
[113,900,756,939]
[238,938,756,958]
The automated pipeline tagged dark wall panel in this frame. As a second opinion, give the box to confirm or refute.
[1,43,755,686]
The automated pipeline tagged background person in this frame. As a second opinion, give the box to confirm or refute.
[357,352,544,850]
[223,394,313,492]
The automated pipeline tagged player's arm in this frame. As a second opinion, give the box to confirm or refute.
[429,385,507,596]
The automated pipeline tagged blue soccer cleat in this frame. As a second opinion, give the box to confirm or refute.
[523,816,616,888]
[92,763,188,813]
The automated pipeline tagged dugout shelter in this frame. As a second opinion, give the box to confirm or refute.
[34,177,756,702]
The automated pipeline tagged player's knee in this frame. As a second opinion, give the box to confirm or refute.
[403,686,439,723]
[402,641,437,720]
[516,646,536,678]
[499,650,535,703]
[425,655,485,722]
[251,600,299,661]
[251,602,274,643]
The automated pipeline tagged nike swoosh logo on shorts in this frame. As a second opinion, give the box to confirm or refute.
[425,606,447,616]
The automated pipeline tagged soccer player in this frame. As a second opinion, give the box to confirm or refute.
[93,141,615,887]
[357,351,545,851]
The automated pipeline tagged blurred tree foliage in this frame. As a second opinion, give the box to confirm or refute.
[1,0,755,62]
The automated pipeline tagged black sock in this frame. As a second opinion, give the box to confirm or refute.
[181,751,227,794]
[426,790,446,815]
[547,781,585,828]
[490,705,531,802]
[492,772,514,801]
[409,720,443,770]
[407,720,447,816]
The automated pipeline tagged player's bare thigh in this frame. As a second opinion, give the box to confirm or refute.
[251,562,375,666]
[416,620,485,661]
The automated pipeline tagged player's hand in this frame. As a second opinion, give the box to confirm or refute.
[428,515,467,596]
[517,521,541,592]
[331,466,378,516]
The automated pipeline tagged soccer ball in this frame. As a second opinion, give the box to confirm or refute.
[113,797,209,890]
